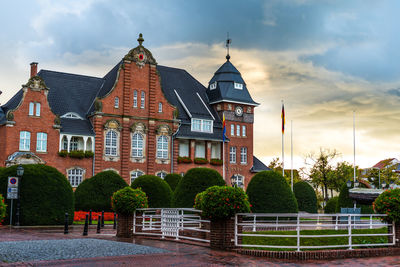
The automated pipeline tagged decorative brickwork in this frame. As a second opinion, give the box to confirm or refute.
[117,213,133,238]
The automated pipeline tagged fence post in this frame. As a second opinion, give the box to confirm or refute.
[235,214,238,246]
[97,216,101,234]
[369,215,372,229]
[101,211,105,228]
[133,211,136,234]
[276,215,279,231]
[64,213,69,234]
[348,214,352,249]
[335,214,338,230]
[113,212,117,229]
[297,213,300,252]
[83,214,89,236]
[89,210,92,225]
[252,214,256,232]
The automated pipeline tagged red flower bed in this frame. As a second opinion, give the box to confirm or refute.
[74,211,115,221]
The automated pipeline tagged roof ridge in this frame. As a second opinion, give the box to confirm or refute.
[39,69,103,80]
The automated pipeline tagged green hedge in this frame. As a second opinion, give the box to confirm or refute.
[173,167,225,208]
[324,196,339,214]
[0,164,74,225]
[131,175,173,208]
[75,171,128,212]
[164,173,181,192]
[293,181,317,213]
[246,171,298,213]
[336,182,373,214]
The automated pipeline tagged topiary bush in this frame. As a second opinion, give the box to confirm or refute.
[324,196,339,214]
[173,167,226,208]
[373,189,400,222]
[0,164,74,225]
[131,175,173,208]
[0,194,6,224]
[194,191,206,210]
[293,181,318,213]
[75,171,128,212]
[246,171,298,213]
[200,186,250,220]
[111,187,148,215]
[335,182,373,214]
[164,173,181,192]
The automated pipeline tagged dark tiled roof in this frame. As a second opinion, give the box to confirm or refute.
[98,61,122,98]
[207,60,258,106]
[60,118,95,136]
[251,156,271,172]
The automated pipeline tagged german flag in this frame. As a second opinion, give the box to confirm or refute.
[281,102,285,134]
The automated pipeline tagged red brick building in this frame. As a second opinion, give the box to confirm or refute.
[0,34,269,188]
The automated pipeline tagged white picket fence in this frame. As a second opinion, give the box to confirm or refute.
[133,208,210,243]
[235,213,395,251]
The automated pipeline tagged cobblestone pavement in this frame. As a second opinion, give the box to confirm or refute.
[1,226,400,266]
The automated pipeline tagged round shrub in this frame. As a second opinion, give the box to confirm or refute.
[111,187,148,215]
[200,186,250,220]
[194,191,206,210]
[373,189,400,222]
[0,194,6,224]
[246,171,298,213]
[164,173,181,192]
[131,175,173,208]
[324,196,339,214]
[293,181,317,213]
[0,164,74,225]
[75,171,128,212]
[173,167,225,208]
[335,182,372,214]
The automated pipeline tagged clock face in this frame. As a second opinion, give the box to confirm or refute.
[235,106,243,116]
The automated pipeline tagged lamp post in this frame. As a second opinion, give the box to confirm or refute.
[15,165,24,226]
[230,174,237,187]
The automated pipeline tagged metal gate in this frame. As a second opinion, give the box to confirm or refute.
[161,209,181,239]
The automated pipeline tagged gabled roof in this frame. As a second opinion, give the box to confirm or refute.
[251,156,272,172]
[207,60,258,106]
[372,158,399,169]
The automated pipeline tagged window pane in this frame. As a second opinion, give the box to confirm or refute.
[230,146,236,163]
[195,141,205,158]
[29,103,34,116]
[133,90,138,107]
[105,130,118,156]
[179,140,189,157]
[211,143,221,159]
[114,97,119,108]
[157,136,168,159]
[19,131,30,151]
[158,102,162,113]
[37,132,47,152]
[132,133,143,157]
[141,91,145,109]
[36,103,41,116]
[241,147,247,164]
[242,125,246,137]
[231,124,234,136]
[237,125,240,136]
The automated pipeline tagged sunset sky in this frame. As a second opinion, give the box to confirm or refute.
[1,0,399,170]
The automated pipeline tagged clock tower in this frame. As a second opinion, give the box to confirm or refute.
[206,55,259,188]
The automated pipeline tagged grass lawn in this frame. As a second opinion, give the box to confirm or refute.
[73,220,114,225]
[242,227,388,251]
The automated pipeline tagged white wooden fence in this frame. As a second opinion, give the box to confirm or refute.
[235,213,395,251]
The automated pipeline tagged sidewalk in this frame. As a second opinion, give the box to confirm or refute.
[1,226,400,266]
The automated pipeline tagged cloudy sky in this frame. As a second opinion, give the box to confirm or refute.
[1,0,399,170]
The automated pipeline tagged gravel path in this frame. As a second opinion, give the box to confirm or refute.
[0,238,168,263]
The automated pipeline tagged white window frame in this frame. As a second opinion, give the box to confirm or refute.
[230,146,236,163]
[210,81,217,90]
[234,82,243,90]
[141,91,145,109]
[242,125,246,137]
[35,103,41,116]
[105,130,118,156]
[157,135,168,159]
[61,112,83,119]
[133,90,138,107]
[231,124,234,136]
[232,174,245,188]
[240,147,247,164]
[36,132,47,152]
[179,140,189,157]
[131,133,144,158]
[158,102,163,113]
[114,97,119,108]
[68,168,84,187]
[69,137,79,151]
[191,118,213,133]
[236,125,240,136]
[19,131,31,151]
[130,170,144,184]
[156,171,167,179]
[29,102,34,116]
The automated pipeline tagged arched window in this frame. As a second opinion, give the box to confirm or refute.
[68,168,84,187]
[62,136,68,150]
[105,130,118,156]
[156,171,167,179]
[132,133,144,157]
[156,136,168,159]
[130,170,144,184]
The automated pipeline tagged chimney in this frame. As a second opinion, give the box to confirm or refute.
[30,62,38,78]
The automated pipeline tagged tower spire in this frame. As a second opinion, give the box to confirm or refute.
[226,32,231,61]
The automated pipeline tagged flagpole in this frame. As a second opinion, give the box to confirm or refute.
[353,110,356,186]
[282,100,284,177]
[291,120,293,191]
[223,141,225,181]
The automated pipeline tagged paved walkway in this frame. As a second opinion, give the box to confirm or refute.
[1,226,400,266]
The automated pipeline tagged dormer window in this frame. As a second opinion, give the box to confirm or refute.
[234,83,243,90]
[191,118,213,133]
[61,112,83,120]
[210,82,217,90]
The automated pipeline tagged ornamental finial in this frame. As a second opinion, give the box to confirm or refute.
[226,32,231,61]
[137,33,144,46]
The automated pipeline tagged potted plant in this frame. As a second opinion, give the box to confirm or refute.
[194,158,208,164]
[177,156,192,163]
[58,150,68,157]
[111,187,148,237]
[210,158,223,166]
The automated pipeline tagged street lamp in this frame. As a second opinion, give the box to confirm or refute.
[354,179,360,188]
[15,165,24,226]
[230,174,237,187]
[346,180,352,188]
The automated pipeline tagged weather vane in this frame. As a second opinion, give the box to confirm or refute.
[226,32,231,61]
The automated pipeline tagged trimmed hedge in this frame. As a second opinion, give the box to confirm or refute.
[335,182,373,214]
[293,181,318,213]
[0,164,74,225]
[173,167,226,208]
[246,171,298,213]
[324,196,339,214]
[131,175,173,208]
[111,187,148,215]
[164,173,181,192]
[75,171,128,212]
